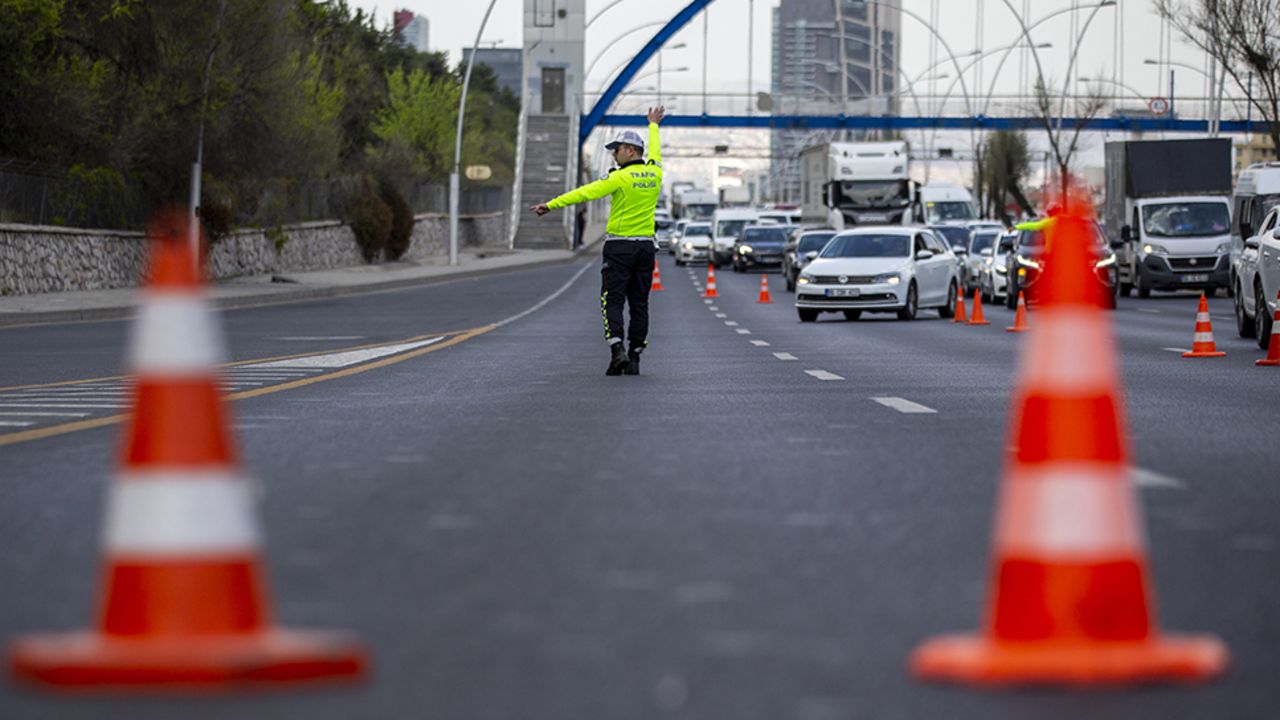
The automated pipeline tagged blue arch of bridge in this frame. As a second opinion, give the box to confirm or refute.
[581,0,713,144]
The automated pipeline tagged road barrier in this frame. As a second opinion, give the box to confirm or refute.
[9,208,367,691]
[911,210,1227,686]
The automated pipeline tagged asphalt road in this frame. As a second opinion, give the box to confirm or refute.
[1,253,1278,719]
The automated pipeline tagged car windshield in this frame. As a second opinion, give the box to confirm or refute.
[821,234,910,258]
[969,231,998,253]
[741,227,788,244]
[684,224,711,237]
[1019,222,1106,247]
[655,219,673,230]
[716,219,750,237]
[926,201,975,222]
[798,233,835,253]
[930,225,971,248]
[1142,202,1230,237]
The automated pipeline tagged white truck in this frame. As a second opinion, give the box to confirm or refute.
[719,186,751,208]
[1105,138,1234,297]
[799,141,914,230]
[675,189,718,221]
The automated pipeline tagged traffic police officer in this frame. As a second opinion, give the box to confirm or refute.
[532,106,665,376]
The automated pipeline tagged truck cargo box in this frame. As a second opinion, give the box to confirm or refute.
[1105,138,1232,199]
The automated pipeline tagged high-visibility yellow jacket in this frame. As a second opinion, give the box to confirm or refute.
[547,122,663,237]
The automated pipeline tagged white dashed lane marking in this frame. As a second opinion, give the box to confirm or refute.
[871,396,938,414]
[725,321,738,327]
[750,340,771,347]
[805,370,844,381]
[773,353,798,361]
[715,313,727,318]
[0,421,35,427]
[703,299,713,304]
[1137,309,1162,314]
[735,329,752,334]
[1132,467,1184,489]
[1161,347,1192,354]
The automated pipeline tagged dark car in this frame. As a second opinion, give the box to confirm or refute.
[783,228,836,291]
[1004,218,1120,309]
[732,225,795,272]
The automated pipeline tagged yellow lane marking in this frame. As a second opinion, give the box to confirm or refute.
[0,325,494,448]
[0,327,488,393]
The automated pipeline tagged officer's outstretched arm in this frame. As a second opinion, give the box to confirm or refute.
[532,173,623,216]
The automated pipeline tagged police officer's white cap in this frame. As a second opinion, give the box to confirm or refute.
[605,129,645,152]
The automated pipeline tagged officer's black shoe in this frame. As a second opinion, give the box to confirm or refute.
[606,344,629,376]
[624,351,641,375]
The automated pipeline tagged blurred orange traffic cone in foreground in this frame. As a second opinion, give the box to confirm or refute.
[1182,293,1226,358]
[911,211,1227,686]
[651,262,664,291]
[9,209,366,691]
[1006,292,1030,333]
[953,286,968,324]
[757,275,772,304]
[704,263,719,298]
[1257,291,1280,366]
[967,289,990,326]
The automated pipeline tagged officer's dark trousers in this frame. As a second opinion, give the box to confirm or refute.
[600,240,656,350]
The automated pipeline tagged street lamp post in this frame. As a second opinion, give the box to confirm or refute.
[450,0,499,268]
[658,43,687,106]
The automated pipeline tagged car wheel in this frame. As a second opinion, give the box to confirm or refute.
[1105,283,1118,310]
[1136,266,1152,298]
[798,308,819,323]
[1235,281,1256,338]
[785,274,795,292]
[843,310,862,321]
[675,258,684,267]
[1006,279,1018,309]
[897,282,918,321]
[1256,283,1273,350]
[1119,280,1132,297]
[939,280,957,319]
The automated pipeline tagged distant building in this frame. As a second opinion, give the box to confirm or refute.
[393,10,429,53]
[769,0,902,202]
[1236,134,1278,174]
[462,47,523,98]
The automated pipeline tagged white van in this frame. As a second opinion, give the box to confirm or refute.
[1232,163,1280,291]
[710,208,759,267]
[918,185,977,225]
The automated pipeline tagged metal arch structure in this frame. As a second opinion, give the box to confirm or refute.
[594,113,1267,134]
[580,0,714,144]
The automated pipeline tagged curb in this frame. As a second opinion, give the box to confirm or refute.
[0,239,604,328]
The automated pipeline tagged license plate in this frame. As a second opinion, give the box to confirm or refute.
[826,288,860,298]
[1181,274,1209,283]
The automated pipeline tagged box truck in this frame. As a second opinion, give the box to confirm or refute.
[799,141,913,230]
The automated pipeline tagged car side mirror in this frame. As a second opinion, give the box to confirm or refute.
[915,249,935,260]
[980,247,993,257]
[952,245,967,255]
[804,251,818,260]
[1245,237,1260,249]
[1272,228,1280,240]
[1120,225,1132,242]
[1240,222,1253,240]
[1110,239,1126,249]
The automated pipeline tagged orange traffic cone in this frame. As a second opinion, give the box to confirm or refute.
[967,289,990,326]
[651,261,665,291]
[1006,292,1030,333]
[1182,293,1226,358]
[757,275,772,304]
[911,211,1227,686]
[953,286,969,324]
[704,263,719,298]
[1258,290,1280,367]
[9,209,366,690]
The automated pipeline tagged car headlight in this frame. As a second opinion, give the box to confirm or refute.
[798,273,814,285]
[872,273,901,285]
[1095,253,1116,268]
[1142,243,1169,257]
[1216,241,1231,255]
[1016,255,1041,269]
[683,241,695,251]
[738,245,753,254]
[995,265,1007,275]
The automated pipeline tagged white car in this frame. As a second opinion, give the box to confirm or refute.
[669,219,690,254]
[978,230,1017,303]
[963,227,1002,294]
[675,222,713,266]
[1233,205,1280,347]
[795,227,960,322]
[710,208,759,267]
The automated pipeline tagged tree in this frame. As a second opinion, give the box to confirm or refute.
[1031,77,1107,208]
[982,130,1034,221]
[1154,0,1280,152]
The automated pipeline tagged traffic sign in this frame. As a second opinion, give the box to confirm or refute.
[465,165,492,181]
[1148,97,1170,115]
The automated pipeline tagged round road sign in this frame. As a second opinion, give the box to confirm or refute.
[1149,97,1169,115]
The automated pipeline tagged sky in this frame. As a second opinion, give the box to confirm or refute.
[351,1,1228,187]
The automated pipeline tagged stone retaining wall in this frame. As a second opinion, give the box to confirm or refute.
[0,211,508,295]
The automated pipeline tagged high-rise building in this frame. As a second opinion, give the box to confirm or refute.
[770,0,901,202]
[462,48,524,98]
[393,10,430,53]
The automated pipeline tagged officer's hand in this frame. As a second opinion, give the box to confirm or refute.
[530,203,550,216]
[648,106,665,125]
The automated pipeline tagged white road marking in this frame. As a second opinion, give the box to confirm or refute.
[715,313,727,318]
[703,299,713,304]
[0,411,89,417]
[773,352,798,361]
[0,403,126,409]
[724,321,738,326]
[1137,309,1162,314]
[247,337,443,369]
[1161,347,1192,354]
[735,329,752,334]
[275,336,367,341]
[1131,467,1184,489]
[0,421,35,427]
[750,340,771,347]
[709,306,719,311]
[871,396,938,414]
[494,260,595,328]
[804,370,844,381]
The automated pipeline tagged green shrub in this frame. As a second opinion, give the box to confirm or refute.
[379,178,414,260]
[340,177,391,263]
[265,225,288,252]
[200,177,237,242]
